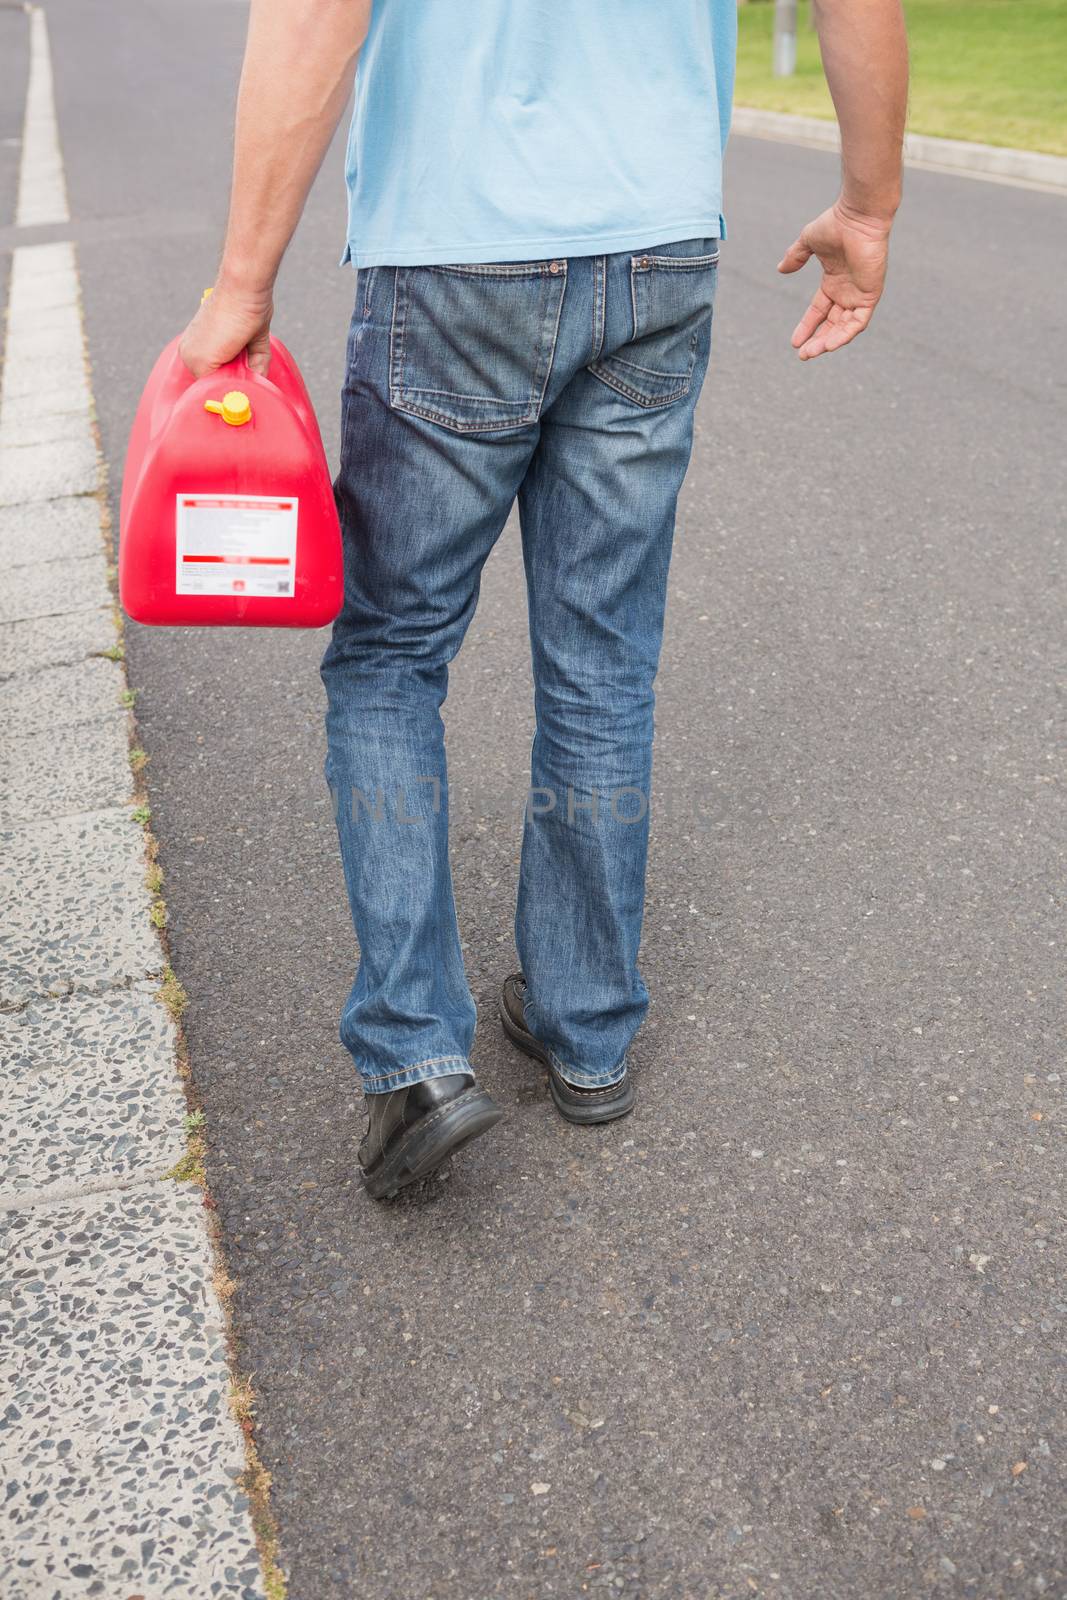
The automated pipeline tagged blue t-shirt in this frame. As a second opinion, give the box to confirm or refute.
[342,0,737,268]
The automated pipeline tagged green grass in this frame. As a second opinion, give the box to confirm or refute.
[736,0,1067,156]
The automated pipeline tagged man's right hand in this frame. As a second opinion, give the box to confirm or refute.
[178,0,368,382]
[178,280,274,378]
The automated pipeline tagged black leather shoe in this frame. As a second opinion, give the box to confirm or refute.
[499,974,635,1125]
[359,1072,502,1200]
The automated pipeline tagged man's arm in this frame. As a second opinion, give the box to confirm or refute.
[777,0,908,359]
[180,0,370,377]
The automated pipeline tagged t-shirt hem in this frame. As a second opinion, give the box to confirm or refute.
[340,215,725,269]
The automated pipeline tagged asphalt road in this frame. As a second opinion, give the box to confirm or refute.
[33,2,1067,1595]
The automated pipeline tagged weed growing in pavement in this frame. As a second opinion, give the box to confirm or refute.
[129,746,149,772]
[160,965,188,1020]
[165,1135,205,1185]
[229,1374,255,1425]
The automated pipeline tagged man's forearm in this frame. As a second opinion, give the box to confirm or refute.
[813,0,908,223]
[219,0,370,295]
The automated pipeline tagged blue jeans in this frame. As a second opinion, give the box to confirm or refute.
[321,240,718,1094]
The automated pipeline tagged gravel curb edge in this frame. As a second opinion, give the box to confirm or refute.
[0,10,273,1598]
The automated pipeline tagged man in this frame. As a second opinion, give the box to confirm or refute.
[181,0,907,1199]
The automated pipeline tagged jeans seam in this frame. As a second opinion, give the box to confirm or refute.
[388,266,405,408]
[360,1053,471,1093]
[531,264,568,419]
[591,255,606,363]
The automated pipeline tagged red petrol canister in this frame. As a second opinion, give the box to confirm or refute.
[119,334,343,627]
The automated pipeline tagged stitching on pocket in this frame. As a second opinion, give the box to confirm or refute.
[589,365,690,410]
[608,353,691,383]
[633,251,720,272]
[428,261,568,280]
[393,402,536,434]
[402,386,534,403]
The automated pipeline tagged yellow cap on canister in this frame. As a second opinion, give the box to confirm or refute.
[204,390,252,426]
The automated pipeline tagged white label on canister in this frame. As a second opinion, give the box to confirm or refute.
[175,493,298,598]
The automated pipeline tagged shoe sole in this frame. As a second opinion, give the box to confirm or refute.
[360,1087,503,1201]
[499,998,635,1126]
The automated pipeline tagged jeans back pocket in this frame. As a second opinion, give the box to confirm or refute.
[590,242,719,409]
[389,261,568,434]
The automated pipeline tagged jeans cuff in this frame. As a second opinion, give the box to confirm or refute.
[360,1053,472,1095]
[547,1046,627,1091]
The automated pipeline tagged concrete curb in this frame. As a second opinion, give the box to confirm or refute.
[732,107,1067,195]
[0,11,270,1599]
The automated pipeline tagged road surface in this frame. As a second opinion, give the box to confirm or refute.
[28,2,1067,1595]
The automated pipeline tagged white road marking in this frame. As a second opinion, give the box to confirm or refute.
[0,242,96,505]
[15,5,70,228]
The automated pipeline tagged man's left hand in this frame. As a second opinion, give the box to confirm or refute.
[777,201,892,360]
